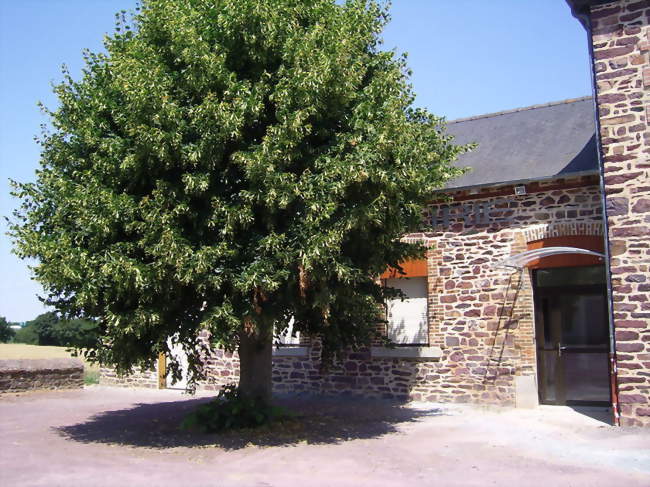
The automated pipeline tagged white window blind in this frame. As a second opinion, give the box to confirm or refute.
[386,277,428,345]
[276,318,300,345]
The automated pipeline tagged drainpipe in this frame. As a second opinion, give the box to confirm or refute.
[579,8,621,426]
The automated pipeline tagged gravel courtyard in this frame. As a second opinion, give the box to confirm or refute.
[1,386,648,487]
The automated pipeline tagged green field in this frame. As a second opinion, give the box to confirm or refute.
[0,343,100,384]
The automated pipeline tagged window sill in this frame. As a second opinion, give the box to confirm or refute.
[371,346,442,360]
[272,346,309,357]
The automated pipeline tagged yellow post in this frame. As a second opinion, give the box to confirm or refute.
[157,352,166,389]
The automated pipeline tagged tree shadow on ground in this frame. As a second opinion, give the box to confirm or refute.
[56,395,445,450]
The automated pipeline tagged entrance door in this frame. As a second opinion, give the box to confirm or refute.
[166,336,189,390]
[534,266,610,406]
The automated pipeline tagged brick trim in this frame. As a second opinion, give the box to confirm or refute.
[522,221,604,242]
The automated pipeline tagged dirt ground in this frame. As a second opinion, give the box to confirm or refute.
[1,386,648,487]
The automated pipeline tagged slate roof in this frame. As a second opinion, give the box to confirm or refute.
[445,96,599,189]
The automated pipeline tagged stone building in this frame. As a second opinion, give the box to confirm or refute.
[103,0,649,427]
[103,98,613,412]
[566,0,649,427]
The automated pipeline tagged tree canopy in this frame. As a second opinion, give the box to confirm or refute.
[0,317,16,343]
[10,0,466,397]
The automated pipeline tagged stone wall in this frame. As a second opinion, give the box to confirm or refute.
[196,177,604,405]
[98,332,241,391]
[415,177,603,405]
[272,344,449,401]
[589,0,650,427]
[195,331,241,391]
[100,366,159,389]
[0,359,84,393]
[271,177,602,405]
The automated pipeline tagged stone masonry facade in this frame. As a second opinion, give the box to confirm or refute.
[589,0,650,427]
[266,176,604,405]
[103,175,607,408]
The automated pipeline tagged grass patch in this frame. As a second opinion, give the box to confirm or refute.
[84,368,100,385]
[0,343,80,360]
[0,343,100,380]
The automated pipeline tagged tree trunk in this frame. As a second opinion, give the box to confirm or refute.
[238,328,273,402]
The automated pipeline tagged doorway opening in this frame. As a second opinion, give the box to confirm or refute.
[164,336,190,390]
[533,265,611,406]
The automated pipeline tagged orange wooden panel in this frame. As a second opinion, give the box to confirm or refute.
[526,235,605,269]
[381,259,428,279]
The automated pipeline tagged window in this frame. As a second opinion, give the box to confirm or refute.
[385,276,428,345]
[276,318,300,346]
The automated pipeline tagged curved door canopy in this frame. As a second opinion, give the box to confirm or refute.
[495,247,605,270]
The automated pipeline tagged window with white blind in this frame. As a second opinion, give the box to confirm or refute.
[385,277,428,345]
[276,318,300,345]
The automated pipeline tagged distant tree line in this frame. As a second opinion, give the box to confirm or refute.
[0,313,99,348]
[0,317,15,343]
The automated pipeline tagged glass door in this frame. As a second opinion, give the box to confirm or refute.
[534,266,611,406]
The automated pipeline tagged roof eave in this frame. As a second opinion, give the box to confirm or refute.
[439,169,600,194]
[565,0,616,29]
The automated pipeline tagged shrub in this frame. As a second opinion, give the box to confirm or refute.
[181,384,289,433]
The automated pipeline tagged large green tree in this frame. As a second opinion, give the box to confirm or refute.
[0,317,16,343]
[10,0,465,400]
[24,312,60,346]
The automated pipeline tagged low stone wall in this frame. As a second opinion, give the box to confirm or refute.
[191,343,499,403]
[99,342,510,404]
[0,359,84,393]
[100,366,159,389]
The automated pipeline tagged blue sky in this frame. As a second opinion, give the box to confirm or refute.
[0,0,591,322]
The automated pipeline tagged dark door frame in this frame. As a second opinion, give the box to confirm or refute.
[533,267,612,407]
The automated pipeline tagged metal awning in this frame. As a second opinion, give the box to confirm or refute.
[494,246,605,269]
